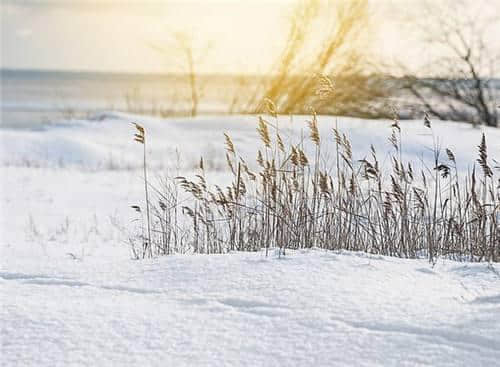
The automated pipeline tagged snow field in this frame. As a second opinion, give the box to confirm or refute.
[1,113,500,366]
[2,250,500,367]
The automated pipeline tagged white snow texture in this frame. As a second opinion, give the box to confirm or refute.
[1,113,499,366]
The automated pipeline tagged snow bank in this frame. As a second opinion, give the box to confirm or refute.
[1,113,499,173]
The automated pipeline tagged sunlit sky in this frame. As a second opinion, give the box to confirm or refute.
[1,0,499,75]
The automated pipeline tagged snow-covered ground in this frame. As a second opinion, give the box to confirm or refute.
[2,111,500,172]
[1,113,500,366]
[2,250,500,367]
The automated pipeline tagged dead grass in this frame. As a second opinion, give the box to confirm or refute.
[131,113,499,263]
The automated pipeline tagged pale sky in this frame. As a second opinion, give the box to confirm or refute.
[1,0,499,75]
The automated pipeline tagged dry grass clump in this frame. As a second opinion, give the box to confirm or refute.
[131,114,499,263]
